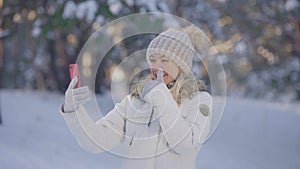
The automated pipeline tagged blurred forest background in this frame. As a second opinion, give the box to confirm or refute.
[0,0,299,102]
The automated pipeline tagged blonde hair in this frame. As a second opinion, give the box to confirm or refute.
[130,71,206,104]
[130,25,208,104]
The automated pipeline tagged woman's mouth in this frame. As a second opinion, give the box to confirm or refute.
[152,72,168,79]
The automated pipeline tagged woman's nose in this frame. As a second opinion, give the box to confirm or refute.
[153,61,162,69]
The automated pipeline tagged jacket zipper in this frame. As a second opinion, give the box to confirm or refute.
[129,137,134,146]
[148,107,154,127]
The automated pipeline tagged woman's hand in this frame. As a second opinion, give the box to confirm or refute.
[140,68,164,100]
[63,76,90,112]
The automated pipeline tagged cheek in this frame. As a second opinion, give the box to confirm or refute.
[166,66,179,79]
[163,74,175,85]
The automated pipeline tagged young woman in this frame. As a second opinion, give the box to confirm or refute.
[60,25,212,169]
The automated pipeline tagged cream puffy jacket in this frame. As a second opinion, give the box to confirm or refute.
[60,83,212,169]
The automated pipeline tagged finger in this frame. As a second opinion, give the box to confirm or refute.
[150,68,157,80]
[151,73,156,80]
[68,76,78,90]
[74,92,90,102]
[73,86,89,95]
[76,94,91,103]
[157,68,164,81]
[74,95,91,105]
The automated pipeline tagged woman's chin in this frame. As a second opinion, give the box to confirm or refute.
[164,77,175,85]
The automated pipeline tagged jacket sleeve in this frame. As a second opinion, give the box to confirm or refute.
[60,96,128,153]
[144,83,212,154]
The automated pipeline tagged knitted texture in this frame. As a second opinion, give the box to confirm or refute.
[146,29,195,74]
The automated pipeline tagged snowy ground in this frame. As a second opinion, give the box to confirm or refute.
[0,90,299,169]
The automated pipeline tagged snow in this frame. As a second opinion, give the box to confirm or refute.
[76,0,99,23]
[108,0,122,15]
[234,41,247,54]
[62,1,77,19]
[63,0,99,23]
[32,19,42,38]
[95,15,105,25]
[32,27,41,38]
[0,90,121,169]
[0,90,299,169]
[136,0,170,13]
[285,0,299,11]
[124,0,134,7]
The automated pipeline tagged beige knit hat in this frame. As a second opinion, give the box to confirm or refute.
[146,29,196,74]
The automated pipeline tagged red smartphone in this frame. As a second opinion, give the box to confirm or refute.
[69,64,81,88]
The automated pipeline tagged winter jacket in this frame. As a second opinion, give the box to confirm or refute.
[60,83,212,169]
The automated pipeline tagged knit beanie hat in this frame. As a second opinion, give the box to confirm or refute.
[146,28,196,74]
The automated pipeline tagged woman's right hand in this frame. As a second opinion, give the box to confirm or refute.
[63,76,90,113]
[140,68,164,100]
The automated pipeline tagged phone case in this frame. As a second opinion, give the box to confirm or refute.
[69,64,81,88]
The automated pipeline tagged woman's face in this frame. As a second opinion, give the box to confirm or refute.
[148,54,180,85]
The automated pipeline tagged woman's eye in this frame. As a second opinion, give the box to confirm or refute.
[162,59,169,62]
[149,59,155,63]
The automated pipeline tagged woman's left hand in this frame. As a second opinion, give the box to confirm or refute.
[140,68,164,100]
